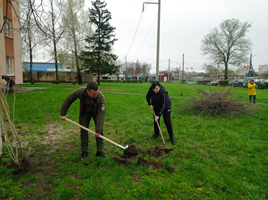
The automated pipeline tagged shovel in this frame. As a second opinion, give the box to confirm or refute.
[65,118,128,150]
[153,110,173,152]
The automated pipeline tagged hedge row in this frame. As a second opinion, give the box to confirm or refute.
[245,81,268,89]
[100,79,143,83]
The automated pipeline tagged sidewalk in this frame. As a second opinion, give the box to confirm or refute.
[1,85,49,93]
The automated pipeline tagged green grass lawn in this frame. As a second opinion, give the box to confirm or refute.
[1,82,268,199]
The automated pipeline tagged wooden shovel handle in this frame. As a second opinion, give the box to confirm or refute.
[153,110,167,148]
[65,117,120,147]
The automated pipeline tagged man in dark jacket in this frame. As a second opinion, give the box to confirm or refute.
[60,82,107,159]
[2,75,16,93]
[146,81,176,145]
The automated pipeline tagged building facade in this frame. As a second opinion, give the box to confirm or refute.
[0,0,23,85]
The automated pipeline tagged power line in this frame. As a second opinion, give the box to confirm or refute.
[129,0,167,62]
[125,0,152,58]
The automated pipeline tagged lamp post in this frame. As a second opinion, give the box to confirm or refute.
[143,0,161,81]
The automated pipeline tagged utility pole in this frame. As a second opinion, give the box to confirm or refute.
[249,52,255,78]
[186,67,188,81]
[178,65,180,81]
[143,0,161,81]
[125,56,127,80]
[168,59,170,81]
[182,54,185,83]
[156,0,161,81]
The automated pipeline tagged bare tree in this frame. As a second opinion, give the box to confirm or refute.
[41,0,65,84]
[201,18,252,80]
[21,0,46,84]
[141,62,151,80]
[60,0,92,84]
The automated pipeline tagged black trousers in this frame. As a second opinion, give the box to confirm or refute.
[79,113,104,152]
[249,95,256,104]
[154,109,174,139]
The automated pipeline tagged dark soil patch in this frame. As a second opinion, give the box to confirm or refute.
[113,157,130,166]
[113,145,174,173]
[137,158,174,173]
[146,146,173,158]
[137,157,163,170]
[123,144,140,158]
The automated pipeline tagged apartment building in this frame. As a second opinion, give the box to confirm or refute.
[0,0,23,86]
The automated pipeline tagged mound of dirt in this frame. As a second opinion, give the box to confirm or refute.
[123,144,140,158]
[113,145,174,173]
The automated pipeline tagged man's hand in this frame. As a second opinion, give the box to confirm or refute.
[95,133,101,137]
[154,116,159,122]
[60,116,66,120]
[150,105,154,111]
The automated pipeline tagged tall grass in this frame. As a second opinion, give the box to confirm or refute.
[1,82,267,199]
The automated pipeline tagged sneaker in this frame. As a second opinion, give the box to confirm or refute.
[170,138,176,145]
[152,134,159,139]
[96,151,108,158]
[81,151,88,160]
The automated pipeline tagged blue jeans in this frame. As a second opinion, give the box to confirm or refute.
[249,95,256,104]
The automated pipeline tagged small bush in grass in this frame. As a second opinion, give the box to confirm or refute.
[255,82,265,89]
[219,80,229,86]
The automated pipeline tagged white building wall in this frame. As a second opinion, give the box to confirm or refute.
[0,0,23,85]
[0,1,5,85]
[12,2,23,85]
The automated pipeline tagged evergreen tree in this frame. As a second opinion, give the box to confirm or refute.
[81,0,119,85]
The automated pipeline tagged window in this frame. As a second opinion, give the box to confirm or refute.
[3,17,12,38]
[6,57,14,76]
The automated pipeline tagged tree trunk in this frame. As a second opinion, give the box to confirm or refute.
[53,41,59,84]
[73,34,82,85]
[97,52,101,85]
[27,20,34,84]
[51,1,59,84]
[30,48,34,84]
[224,63,228,80]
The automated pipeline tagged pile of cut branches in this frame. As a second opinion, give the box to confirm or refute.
[180,87,252,115]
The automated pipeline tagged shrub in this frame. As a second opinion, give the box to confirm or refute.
[197,80,211,85]
[219,80,229,86]
[264,82,268,89]
[99,79,142,83]
[255,82,265,89]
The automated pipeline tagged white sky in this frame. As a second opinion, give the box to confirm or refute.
[87,0,268,73]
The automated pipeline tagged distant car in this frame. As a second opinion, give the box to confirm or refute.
[254,79,265,89]
[211,80,219,86]
[254,79,265,83]
[229,79,239,87]
[237,79,246,87]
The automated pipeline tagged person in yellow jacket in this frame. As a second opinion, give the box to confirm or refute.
[248,79,257,104]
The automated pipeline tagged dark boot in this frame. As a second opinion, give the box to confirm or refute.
[169,133,176,145]
[96,151,108,158]
[152,134,159,139]
[80,151,88,160]
[170,137,176,145]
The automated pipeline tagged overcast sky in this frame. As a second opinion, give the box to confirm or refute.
[86,0,268,73]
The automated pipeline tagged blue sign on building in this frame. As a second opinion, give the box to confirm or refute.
[22,62,64,72]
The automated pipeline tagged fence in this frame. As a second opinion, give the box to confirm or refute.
[23,72,93,83]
